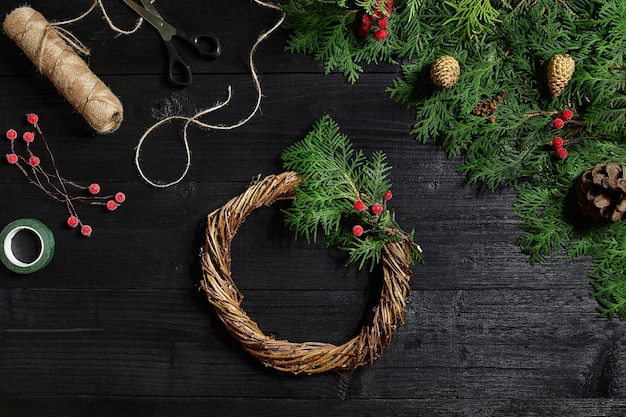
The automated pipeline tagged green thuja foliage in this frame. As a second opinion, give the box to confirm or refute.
[281,115,423,270]
[387,0,626,319]
[281,0,509,82]
[282,0,457,83]
[442,0,501,45]
[282,0,626,318]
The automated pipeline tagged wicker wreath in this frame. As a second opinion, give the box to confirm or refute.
[200,171,414,375]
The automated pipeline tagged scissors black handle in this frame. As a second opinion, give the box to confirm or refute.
[164,30,221,87]
[175,29,221,60]
[163,40,193,87]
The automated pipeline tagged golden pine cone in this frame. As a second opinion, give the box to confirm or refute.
[547,54,575,97]
[576,162,626,222]
[430,56,460,89]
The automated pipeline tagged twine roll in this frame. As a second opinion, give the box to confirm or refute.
[3,7,123,133]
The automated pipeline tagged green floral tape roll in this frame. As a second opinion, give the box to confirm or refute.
[0,219,55,274]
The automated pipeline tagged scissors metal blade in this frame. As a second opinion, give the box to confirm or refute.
[139,0,165,20]
[122,0,176,41]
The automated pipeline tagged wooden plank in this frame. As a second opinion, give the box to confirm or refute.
[1,397,626,417]
[1,0,626,414]
[1,287,624,398]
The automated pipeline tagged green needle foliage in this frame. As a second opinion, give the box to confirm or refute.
[281,0,429,83]
[281,115,423,270]
[442,0,501,45]
[386,0,626,319]
[281,0,507,83]
[280,0,626,319]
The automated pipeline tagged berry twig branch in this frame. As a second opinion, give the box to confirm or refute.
[5,113,126,237]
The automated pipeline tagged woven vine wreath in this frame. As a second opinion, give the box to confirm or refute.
[199,116,423,374]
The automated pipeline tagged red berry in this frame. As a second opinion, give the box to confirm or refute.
[556,148,568,159]
[551,118,564,129]
[383,190,393,201]
[6,153,18,164]
[352,225,364,237]
[560,109,573,121]
[378,18,388,28]
[26,113,39,125]
[361,14,371,24]
[374,29,388,41]
[80,224,93,237]
[6,129,17,140]
[67,216,79,228]
[371,203,383,214]
[106,200,118,211]
[88,183,101,195]
[22,132,35,143]
[354,200,366,211]
[552,137,564,150]
[114,192,126,204]
[28,156,40,167]
[358,26,370,37]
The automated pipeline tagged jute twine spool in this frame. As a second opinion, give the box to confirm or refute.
[200,172,414,375]
[3,7,123,134]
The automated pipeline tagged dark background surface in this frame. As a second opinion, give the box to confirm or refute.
[0,1,625,416]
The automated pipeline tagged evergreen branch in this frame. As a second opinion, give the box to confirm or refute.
[442,0,501,45]
[283,0,626,320]
[281,115,423,270]
[386,0,626,320]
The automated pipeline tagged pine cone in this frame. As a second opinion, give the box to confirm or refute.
[430,56,460,89]
[576,162,626,222]
[547,54,575,97]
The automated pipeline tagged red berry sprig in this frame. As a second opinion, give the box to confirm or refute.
[551,117,565,129]
[350,189,393,238]
[354,200,366,211]
[560,109,573,121]
[26,113,39,125]
[80,225,93,237]
[551,109,576,130]
[4,113,126,237]
[547,109,578,160]
[67,216,80,228]
[6,129,17,141]
[550,135,568,159]
[352,225,364,237]
[6,153,18,164]
[357,0,393,41]
[371,202,384,215]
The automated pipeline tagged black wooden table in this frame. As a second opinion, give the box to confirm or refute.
[1,1,625,416]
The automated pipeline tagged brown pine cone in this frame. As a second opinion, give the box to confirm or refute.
[576,162,626,222]
[430,56,460,89]
[547,54,575,97]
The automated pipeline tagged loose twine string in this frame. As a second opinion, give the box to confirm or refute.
[131,0,286,188]
[4,1,285,185]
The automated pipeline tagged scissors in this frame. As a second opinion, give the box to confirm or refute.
[123,0,221,87]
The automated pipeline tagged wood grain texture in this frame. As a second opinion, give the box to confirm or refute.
[1,0,625,415]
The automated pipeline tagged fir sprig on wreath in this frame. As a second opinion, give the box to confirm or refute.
[281,115,423,270]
